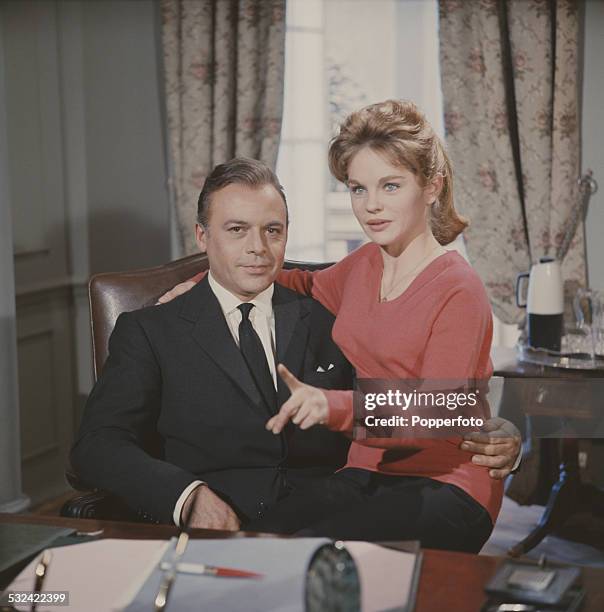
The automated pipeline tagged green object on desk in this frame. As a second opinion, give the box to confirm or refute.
[0,523,75,587]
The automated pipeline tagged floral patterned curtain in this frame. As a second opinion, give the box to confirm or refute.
[161,0,286,255]
[439,0,584,324]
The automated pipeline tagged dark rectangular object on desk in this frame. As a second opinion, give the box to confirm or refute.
[0,523,75,589]
[485,561,581,606]
[481,586,585,612]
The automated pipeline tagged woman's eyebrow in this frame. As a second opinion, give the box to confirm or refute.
[347,174,406,186]
[378,174,406,183]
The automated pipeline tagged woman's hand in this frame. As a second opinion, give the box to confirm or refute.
[156,279,197,304]
[266,364,329,433]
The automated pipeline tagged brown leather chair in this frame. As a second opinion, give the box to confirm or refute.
[89,252,211,379]
[61,254,331,521]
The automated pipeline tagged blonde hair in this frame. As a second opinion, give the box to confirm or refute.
[328,99,468,245]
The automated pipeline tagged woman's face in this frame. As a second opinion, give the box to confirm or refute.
[347,147,437,255]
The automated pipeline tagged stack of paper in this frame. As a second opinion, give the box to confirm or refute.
[5,537,421,611]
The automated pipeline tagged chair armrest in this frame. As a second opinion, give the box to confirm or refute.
[60,491,143,522]
[62,468,161,523]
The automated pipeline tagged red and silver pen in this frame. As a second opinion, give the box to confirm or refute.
[160,561,263,579]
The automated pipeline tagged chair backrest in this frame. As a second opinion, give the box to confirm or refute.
[89,255,331,379]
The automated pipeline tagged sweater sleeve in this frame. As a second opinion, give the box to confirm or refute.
[323,389,355,432]
[188,245,366,314]
[188,267,343,314]
[275,247,364,314]
[275,268,341,314]
[188,267,336,312]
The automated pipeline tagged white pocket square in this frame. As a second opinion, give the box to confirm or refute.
[316,364,335,372]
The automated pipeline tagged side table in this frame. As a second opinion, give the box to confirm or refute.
[493,348,604,556]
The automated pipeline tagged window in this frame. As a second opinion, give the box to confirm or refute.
[277,0,443,261]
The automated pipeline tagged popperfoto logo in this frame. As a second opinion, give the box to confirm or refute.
[353,379,491,439]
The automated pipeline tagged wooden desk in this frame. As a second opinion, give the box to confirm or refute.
[2,513,603,612]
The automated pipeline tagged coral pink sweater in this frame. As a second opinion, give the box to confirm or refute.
[276,244,502,524]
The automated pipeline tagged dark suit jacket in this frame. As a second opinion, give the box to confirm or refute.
[70,277,353,524]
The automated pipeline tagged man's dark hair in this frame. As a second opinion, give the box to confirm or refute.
[197,157,288,227]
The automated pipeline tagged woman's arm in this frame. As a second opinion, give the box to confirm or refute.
[275,266,341,314]
[276,245,368,313]
[156,273,204,304]
[156,267,342,311]
[157,247,361,313]
[266,366,353,434]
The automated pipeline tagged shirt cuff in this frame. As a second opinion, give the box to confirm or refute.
[173,480,205,526]
[511,445,523,473]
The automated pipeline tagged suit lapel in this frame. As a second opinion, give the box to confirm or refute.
[180,277,265,414]
[273,284,310,406]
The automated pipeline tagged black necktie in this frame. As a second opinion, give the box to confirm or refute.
[237,303,277,414]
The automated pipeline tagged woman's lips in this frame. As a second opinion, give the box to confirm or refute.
[366,220,391,232]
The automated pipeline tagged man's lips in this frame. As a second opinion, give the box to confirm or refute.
[241,264,271,274]
[366,220,391,232]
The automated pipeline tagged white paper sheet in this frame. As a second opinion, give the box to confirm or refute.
[6,538,169,612]
[346,541,418,612]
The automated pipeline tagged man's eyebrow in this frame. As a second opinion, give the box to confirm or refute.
[222,220,250,226]
[222,220,285,228]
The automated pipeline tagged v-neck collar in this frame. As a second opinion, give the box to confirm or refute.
[371,246,458,307]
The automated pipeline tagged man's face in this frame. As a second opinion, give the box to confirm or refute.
[196,183,288,301]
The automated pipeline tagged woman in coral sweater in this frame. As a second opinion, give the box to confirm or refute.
[247,100,502,552]
[165,100,507,552]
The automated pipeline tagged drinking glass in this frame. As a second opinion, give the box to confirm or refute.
[573,289,604,364]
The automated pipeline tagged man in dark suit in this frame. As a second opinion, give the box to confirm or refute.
[72,157,520,531]
[70,157,352,529]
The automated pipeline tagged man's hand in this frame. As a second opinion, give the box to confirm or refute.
[461,417,521,480]
[156,279,197,304]
[266,364,329,434]
[181,484,241,530]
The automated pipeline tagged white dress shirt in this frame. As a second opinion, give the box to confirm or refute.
[207,272,278,388]
[172,272,278,526]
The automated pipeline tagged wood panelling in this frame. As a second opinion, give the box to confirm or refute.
[16,287,76,505]
[18,330,58,462]
[3,0,70,285]
[2,1,77,505]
